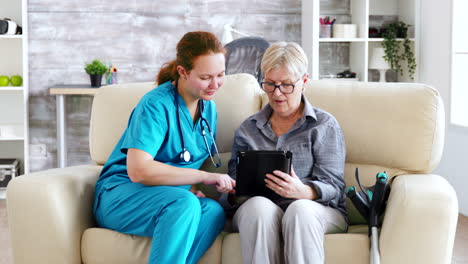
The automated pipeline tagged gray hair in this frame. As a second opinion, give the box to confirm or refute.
[260,42,308,80]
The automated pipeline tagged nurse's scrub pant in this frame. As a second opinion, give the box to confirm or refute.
[94,182,225,264]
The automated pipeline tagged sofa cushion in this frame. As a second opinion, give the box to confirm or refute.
[211,73,263,153]
[261,81,444,174]
[222,233,370,264]
[82,227,370,264]
[81,228,223,264]
[90,82,154,165]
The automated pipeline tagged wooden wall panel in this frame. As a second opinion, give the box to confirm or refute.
[28,1,302,171]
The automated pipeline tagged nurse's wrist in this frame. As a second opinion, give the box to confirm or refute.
[200,170,211,184]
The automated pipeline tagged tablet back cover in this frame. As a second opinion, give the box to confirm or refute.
[236,150,292,199]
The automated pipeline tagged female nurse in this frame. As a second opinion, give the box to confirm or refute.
[93,31,236,264]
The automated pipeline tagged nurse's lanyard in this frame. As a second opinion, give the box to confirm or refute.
[174,80,222,168]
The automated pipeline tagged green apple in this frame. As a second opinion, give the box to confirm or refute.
[0,76,9,86]
[10,75,23,87]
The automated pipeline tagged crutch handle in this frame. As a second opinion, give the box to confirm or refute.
[369,172,389,227]
[346,186,370,219]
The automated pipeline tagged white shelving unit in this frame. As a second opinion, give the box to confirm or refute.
[302,0,420,82]
[0,0,29,178]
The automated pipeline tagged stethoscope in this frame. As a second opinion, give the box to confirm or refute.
[174,80,222,168]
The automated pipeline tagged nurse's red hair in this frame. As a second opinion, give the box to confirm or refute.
[156,31,225,85]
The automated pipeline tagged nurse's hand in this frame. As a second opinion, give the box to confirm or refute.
[204,173,236,194]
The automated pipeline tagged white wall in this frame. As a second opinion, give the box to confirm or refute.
[370,0,397,15]
[419,0,468,215]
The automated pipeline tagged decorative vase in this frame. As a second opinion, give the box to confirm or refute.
[106,71,117,85]
[89,74,103,87]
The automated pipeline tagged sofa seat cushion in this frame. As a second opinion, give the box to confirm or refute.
[221,232,370,264]
[82,226,369,264]
[81,228,223,264]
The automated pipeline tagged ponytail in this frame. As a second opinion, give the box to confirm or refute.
[156,60,178,85]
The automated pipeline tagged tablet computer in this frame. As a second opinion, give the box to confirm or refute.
[235,150,292,199]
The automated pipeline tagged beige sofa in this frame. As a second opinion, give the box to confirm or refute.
[7,73,458,264]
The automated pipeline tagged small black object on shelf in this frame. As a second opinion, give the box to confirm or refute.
[0,18,22,35]
[0,159,20,188]
[337,70,356,78]
[369,27,380,38]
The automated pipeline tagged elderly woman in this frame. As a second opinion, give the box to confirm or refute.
[226,42,348,264]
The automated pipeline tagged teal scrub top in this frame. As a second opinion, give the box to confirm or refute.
[94,81,218,196]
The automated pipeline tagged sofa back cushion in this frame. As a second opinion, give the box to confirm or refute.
[211,73,263,152]
[90,82,154,164]
[90,73,262,165]
[90,77,444,181]
[261,80,445,176]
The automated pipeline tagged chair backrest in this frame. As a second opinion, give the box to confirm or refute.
[225,37,270,83]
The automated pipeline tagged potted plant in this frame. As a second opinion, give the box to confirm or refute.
[381,21,417,80]
[84,59,108,87]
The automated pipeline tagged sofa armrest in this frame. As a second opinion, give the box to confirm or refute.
[380,174,458,264]
[7,165,102,264]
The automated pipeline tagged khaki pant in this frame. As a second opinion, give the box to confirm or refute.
[233,196,347,264]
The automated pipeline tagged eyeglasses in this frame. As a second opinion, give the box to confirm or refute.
[200,117,222,168]
[260,79,300,94]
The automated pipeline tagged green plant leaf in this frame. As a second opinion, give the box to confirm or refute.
[84,59,108,75]
[381,21,416,80]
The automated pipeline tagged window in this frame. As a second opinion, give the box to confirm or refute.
[451,0,468,127]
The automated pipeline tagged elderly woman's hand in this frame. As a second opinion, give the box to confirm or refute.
[265,167,317,200]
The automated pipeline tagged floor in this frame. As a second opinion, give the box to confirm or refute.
[0,199,13,264]
[0,199,467,263]
[453,213,468,264]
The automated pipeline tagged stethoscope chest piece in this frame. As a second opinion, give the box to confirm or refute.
[180,148,191,163]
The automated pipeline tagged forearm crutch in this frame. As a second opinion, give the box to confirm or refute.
[346,168,390,264]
